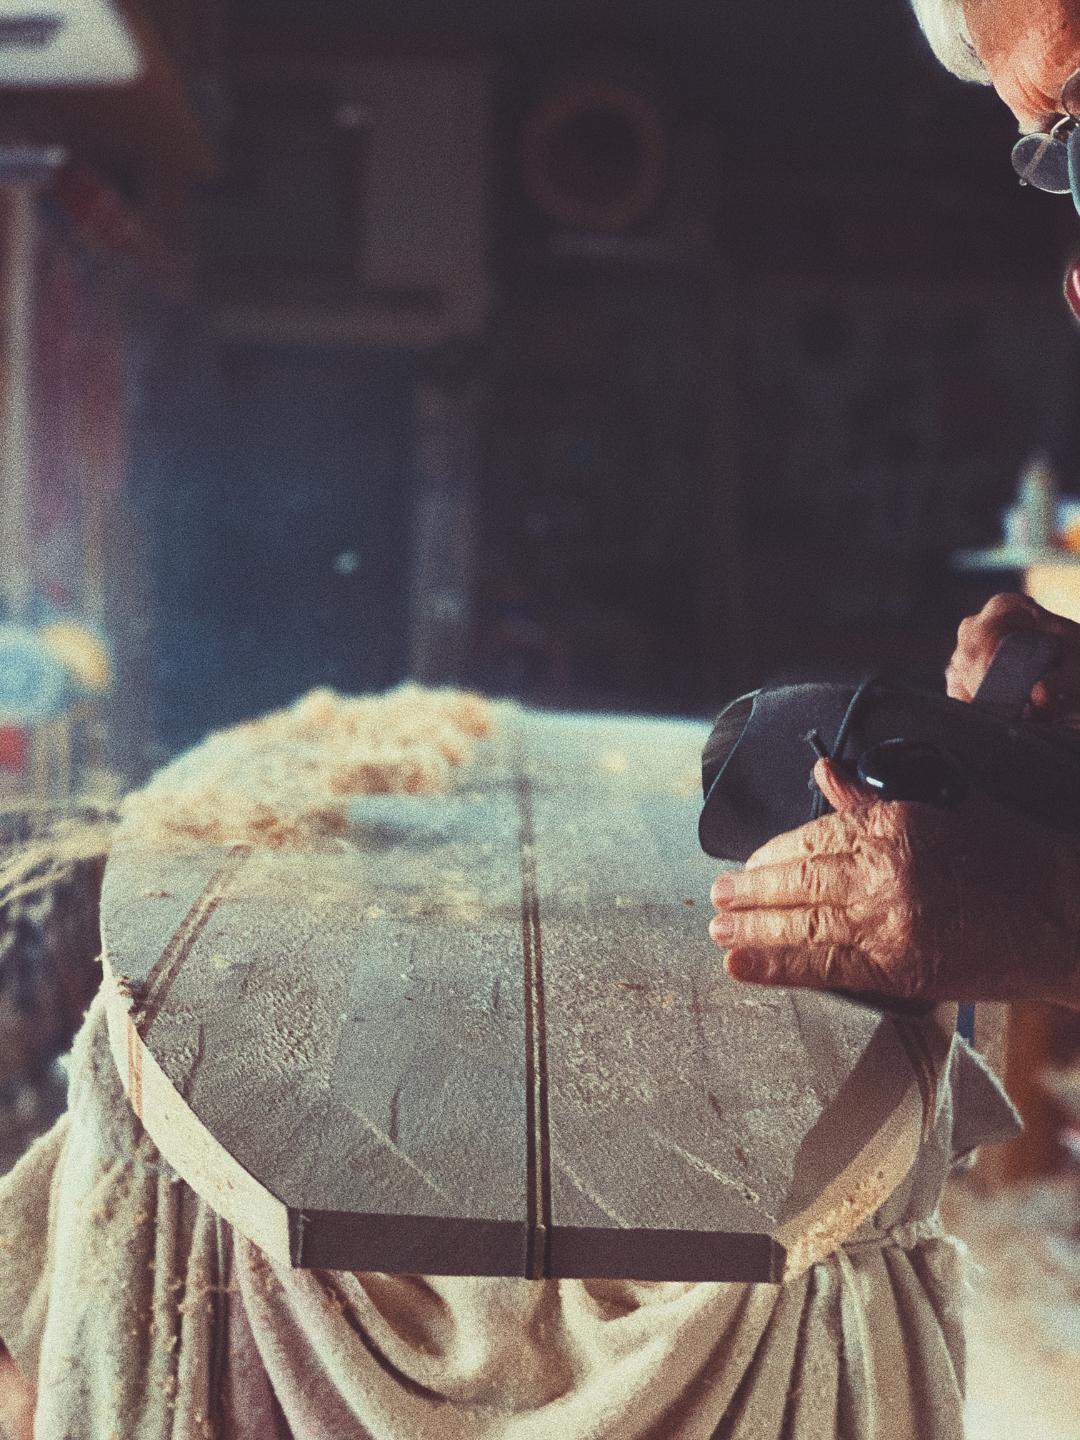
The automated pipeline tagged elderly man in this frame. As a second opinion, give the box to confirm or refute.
[711,0,1080,1014]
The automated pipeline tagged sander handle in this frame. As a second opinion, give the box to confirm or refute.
[972,629,1061,719]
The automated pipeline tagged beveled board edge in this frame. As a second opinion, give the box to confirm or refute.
[288,1211,529,1275]
[101,951,294,1266]
[289,1213,781,1281]
[775,1005,957,1280]
[547,1225,782,1283]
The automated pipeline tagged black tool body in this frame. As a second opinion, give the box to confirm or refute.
[700,631,1080,862]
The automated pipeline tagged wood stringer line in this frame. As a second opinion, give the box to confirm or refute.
[517,771,552,1278]
[136,845,252,1036]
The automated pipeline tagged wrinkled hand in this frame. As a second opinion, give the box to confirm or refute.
[709,757,1080,1008]
[963,0,1080,131]
[946,591,1080,722]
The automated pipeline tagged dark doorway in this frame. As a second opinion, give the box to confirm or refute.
[151,344,415,751]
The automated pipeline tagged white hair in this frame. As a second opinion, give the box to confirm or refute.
[909,0,990,84]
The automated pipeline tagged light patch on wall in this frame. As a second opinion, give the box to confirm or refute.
[333,551,360,577]
[0,0,142,87]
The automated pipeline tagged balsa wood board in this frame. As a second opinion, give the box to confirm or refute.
[101,708,953,1281]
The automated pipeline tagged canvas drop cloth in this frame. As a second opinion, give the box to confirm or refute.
[0,989,1019,1440]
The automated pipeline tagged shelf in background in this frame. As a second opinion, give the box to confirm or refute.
[952,547,1080,573]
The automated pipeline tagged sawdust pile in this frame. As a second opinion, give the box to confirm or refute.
[0,811,115,1088]
[0,813,115,911]
[123,685,496,849]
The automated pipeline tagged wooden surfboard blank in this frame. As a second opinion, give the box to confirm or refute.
[101,708,953,1282]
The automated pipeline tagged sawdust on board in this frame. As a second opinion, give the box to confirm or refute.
[122,685,496,849]
[101,686,502,1164]
[780,1165,896,1280]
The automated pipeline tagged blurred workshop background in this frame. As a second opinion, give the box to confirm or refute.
[0,2,1079,1434]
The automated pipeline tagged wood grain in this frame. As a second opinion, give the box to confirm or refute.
[100,707,953,1279]
[104,792,530,1274]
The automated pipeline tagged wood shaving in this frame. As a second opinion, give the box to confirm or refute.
[122,684,496,850]
[781,1166,894,1279]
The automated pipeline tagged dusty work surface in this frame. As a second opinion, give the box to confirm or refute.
[100,702,952,1282]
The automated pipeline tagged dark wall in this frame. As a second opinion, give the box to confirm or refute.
[131,0,1080,742]
[141,343,415,752]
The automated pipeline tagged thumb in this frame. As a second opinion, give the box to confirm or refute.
[814,757,876,812]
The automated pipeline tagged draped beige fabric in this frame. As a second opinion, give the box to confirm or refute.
[0,995,1018,1440]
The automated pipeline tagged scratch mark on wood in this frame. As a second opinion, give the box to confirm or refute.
[556,1159,631,1228]
[643,1124,761,1206]
[178,1022,206,1102]
[353,1109,452,1203]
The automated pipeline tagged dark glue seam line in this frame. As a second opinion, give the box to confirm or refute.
[518,772,552,1279]
[137,845,251,1036]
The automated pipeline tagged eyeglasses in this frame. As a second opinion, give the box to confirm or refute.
[1011,68,1080,202]
[1011,69,1080,321]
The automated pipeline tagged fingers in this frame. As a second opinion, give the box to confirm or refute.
[944,661,974,704]
[724,944,864,992]
[727,937,927,999]
[709,904,851,950]
[1030,679,1053,713]
[1029,655,1080,720]
[813,757,875,813]
[947,592,1074,704]
[743,809,862,870]
[954,594,1041,661]
[726,942,939,1003]
[711,854,855,911]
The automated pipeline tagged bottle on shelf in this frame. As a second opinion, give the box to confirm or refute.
[1014,451,1059,551]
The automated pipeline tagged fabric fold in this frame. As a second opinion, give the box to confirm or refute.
[0,998,1018,1440]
